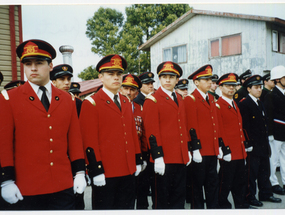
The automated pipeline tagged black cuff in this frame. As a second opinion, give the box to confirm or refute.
[1,166,15,183]
[136,153,143,165]
[190,139,202,151]
[219,137,224,147]
[244,140,252,149]
[149,135,164,160]
[142,151,150,161]
[222,144,231,156]
[86,147,105,178]
[71,159,85,176]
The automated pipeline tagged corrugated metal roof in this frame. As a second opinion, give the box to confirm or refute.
[78,78,102,96]
[139,9,285,51]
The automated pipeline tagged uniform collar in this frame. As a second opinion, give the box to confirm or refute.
[196,87,208,100]
[248,93,259,105]
[161,86,175,98]
[102,86,120,103]
[221,95,234,106]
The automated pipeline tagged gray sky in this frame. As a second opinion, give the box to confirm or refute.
[7,0,285,81]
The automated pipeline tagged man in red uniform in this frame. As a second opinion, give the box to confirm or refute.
[185,64,226,209]
[120,74,150,209]
[80,54,143,209]
[143,61,191,209]
[216,73,249,209]
[0,39,86,210]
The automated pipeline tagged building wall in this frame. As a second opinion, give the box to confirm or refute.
[150,14,272,91]
[0,5,22,90]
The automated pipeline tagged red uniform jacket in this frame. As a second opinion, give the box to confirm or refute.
[142,87,189,164]
[80,89,141,178]
[184,89,219,156]
[216,97,247,160]
[133,101,148,154]
[0,82,84,196]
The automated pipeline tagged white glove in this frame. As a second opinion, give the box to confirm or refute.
[154,157,165,175]
[1,180,23,204]
[135,165,142,176]
[223,153,231,162]
[186,151,192,166]
[93,173,106,186]
[268,135,274,142]
[245,146,253,152]
[141,161,147,172]
[73,172,87,194]
[193,149,202,163]
[217,147,223,159]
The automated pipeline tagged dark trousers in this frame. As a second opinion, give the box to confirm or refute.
[218,159,247,209]
[74,193,85,210]
[136,161,153,209]
[186,164,193,203]
[92,174,135,210]
[0,189,15,210]
[13,187,75,210]
[152,163,186,209]
[246,154,272,200]
[191,156,219,209]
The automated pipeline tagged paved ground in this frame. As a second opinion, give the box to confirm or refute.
[83,171,285,210]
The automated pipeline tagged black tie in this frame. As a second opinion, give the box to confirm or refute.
[114,95,121,111]
[39,86,49,112]
[232,101,236,111]
[206,95,210,105]
[172,92,178,106]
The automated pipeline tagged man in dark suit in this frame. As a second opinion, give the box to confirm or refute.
[264,65,285,195]
[234,69,252,103]
[175,79,189,98]
[0,39,86,210]
[260,73,275,102]
[239,75,281,207]
[133,72,155,106]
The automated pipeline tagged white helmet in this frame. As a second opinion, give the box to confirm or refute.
[271,65,285,80]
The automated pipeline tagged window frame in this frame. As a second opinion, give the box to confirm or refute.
[272,29,285,54]
[209,33,242,59]
[162,44,187,64]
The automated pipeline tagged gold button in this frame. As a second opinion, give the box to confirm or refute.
[50,138,53,142]
[47,114,51,118]
[125,132,127,135]
[50,150,53,153]
[214,130,216,133]
[158,152,160,154]
[197,142,200,144]
[178,119,180,122]
[123,124,125,127]
[214,137,216,140]
[126,141,128,144]
[50,162,53,166]
[98,165,101,169]
[181,141,183,143]
[180,127,181,129]
[212,117,214,119]
[49,126,52,130]
[126,150,128,153]
[180,134,182,136]
[88,149,90,153]
[241,135,243,137]
[213,123,215,126]
[2,173,4,176]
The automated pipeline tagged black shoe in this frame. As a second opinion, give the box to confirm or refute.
[260,196,282,203]
[248,205,257,209]
[272,185,285,195]
[248,199,263,207]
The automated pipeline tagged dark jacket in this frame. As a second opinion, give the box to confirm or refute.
[238,95,270,157]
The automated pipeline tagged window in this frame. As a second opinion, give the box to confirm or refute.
[273,30,285,54]
[163,45,187,63]
[209,33,242,58]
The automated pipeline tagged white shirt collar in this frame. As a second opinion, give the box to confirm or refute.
[248,93,259,105]
[196,87,208,100]
[221,95,234,106]
[161,86,176,100]
[276,85,285,94]
[102,86,120,104]
[28,80,52,103]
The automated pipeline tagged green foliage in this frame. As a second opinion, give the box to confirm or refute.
[81,4,192,80]
[78,65,99,80]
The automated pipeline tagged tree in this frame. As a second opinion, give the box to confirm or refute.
[78,65,99,80]
[81,4,191,80]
